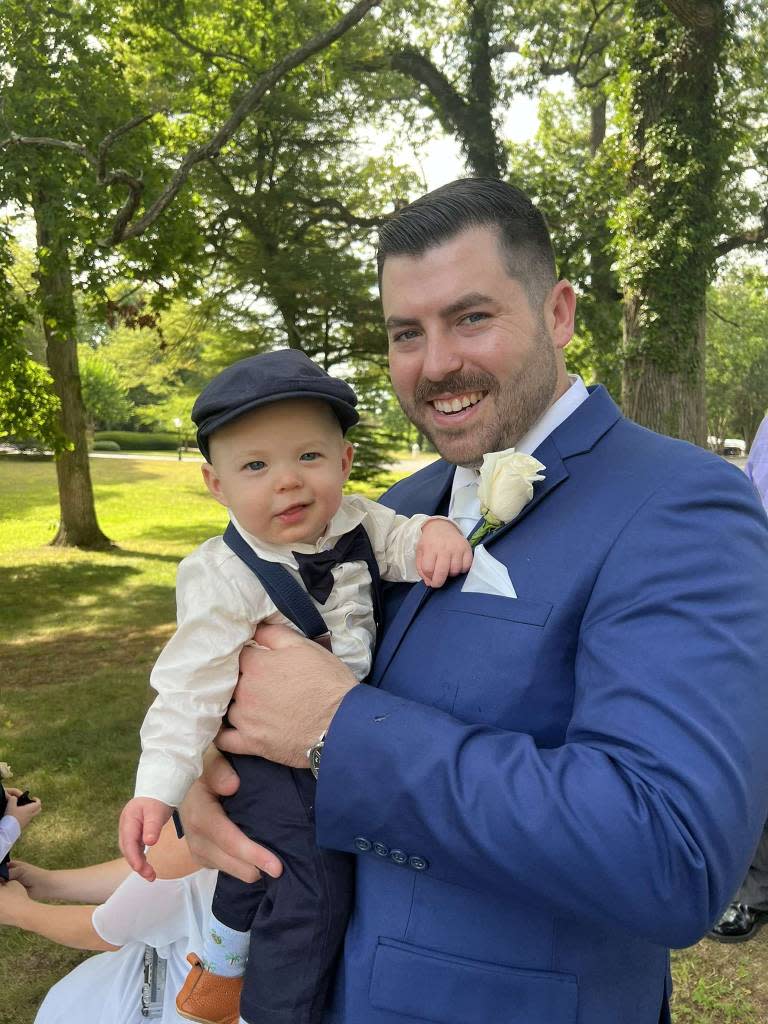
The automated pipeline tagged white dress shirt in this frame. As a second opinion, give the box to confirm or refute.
[448,375,590,534]
[0,813,20,861]
[135,495,429,806]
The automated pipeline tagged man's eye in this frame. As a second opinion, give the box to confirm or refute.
[245,460,266,471]
[462,311,489,325]
[392,328,420,343]
[299,452,320,462]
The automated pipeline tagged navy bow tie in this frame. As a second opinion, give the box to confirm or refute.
[293,523,372,604]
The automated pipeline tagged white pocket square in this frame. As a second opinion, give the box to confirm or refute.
[461,545,517,599]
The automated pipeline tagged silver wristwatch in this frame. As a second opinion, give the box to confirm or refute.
[307,731,326,779]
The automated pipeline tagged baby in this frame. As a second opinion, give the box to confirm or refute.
[119,350,472,1024]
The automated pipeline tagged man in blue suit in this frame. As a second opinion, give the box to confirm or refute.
[185,178,768,1024]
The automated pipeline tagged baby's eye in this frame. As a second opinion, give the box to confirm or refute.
[299,452,320,462]
[245,460,266,472]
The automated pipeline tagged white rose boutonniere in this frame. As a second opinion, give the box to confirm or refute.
[0,762,12,780]
[469,448,546,546]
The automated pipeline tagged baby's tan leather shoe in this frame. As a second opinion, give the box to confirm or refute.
[176,953,243,1024]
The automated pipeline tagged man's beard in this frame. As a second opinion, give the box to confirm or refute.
[397,329,559,466]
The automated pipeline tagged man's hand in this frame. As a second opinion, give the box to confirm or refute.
[216,623,358,768]
[180,747,283,882]
[5,789,41,830]
[118,796,173,882]
[417,518,473,587]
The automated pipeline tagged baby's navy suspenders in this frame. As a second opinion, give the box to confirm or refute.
[171,519,382,844]
[222,520,383,639]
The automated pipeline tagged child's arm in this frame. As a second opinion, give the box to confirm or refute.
[416,518,473,587]
[9,857,131,903]
[135,549,263,813]
[0,815,20,863]
[355,496,472,588]
[0,881,119,951]
[118,796,173,882]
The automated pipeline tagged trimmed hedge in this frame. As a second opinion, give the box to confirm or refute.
[93,439,121,451]
[94,431,184,451]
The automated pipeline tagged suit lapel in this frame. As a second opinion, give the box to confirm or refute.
[371,461,454,685]
[372,387,623,685]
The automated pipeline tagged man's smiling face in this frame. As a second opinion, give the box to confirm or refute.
[382,226,573,467]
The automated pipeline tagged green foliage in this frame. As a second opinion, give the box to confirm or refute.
[94,430,184,451]
[706,264,768,447]
[78,347,135,429]
[92,439,121,451]
[0,234,64,449]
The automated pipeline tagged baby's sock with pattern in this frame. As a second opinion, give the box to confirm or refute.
[200,915,249,977]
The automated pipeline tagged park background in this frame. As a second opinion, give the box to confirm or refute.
[2,1,768,1021]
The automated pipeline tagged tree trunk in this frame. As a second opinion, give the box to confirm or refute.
[33,193,112,549]
[616,0,726,444]
[622,302,707,442]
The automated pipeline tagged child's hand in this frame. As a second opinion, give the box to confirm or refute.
[5,790,41,831]
[7,861,51,899]
[416,518,474,588]
[118,797,173,882]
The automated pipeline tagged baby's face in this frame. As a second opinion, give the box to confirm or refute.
[202,399,354,546]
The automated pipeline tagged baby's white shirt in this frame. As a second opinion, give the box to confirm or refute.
[135,494,429,806]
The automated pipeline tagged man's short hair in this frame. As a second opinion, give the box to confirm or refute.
[377,177,558,308]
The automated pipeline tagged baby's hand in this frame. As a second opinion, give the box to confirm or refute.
[416,518,473,588]
[5,790,41,831]
[118,797,173,882]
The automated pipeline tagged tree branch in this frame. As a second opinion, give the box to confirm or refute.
[109,0,380,244]
[0,133,96,165]
[292,194,388,229]
[1,0,380,248]
[716,205,768,257]
[163,24,254,70]
[387,47,470,135]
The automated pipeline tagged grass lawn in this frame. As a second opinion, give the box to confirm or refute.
[0,455,766,1023]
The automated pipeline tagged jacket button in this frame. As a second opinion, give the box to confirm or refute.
[354,837,372,852]
[373,842,390,857]
[390,849,408,865]
[409,855,428,871]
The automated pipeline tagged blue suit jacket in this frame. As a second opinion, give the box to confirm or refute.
[317,387,768,1024]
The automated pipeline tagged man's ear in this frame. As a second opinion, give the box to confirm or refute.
[341,441,354,483]
[546,280,577,351]
[201,463,227,507]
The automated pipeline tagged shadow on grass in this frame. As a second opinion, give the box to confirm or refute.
[1,623,174,690]
[0,560,174,637]
[133,522,226,547]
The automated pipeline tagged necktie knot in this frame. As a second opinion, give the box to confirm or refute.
[450,476,481,536]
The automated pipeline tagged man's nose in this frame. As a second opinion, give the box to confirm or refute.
[421,330,463,381]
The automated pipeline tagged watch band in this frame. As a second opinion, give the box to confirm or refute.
[307,730,326,779]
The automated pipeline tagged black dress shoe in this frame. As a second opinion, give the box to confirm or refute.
[707,901,766,943]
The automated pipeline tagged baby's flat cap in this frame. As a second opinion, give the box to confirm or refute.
[192,349,359,461]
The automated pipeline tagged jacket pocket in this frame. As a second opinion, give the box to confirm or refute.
[443,593,552,627]
[369,937,578,1023]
